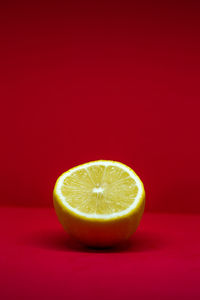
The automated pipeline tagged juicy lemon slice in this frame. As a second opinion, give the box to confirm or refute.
[53,160,145,247]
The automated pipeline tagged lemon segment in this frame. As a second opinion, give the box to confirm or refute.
[53,160,145,247]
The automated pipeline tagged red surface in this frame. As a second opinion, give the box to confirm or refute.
[1,1,200,212]
[1,208,200,299]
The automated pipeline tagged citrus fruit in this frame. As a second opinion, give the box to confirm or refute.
[53,160,145,247]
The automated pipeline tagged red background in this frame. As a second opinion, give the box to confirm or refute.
[1,1,200,213]
[1,1,200,299]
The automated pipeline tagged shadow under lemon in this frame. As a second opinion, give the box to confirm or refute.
[23,228,163,253]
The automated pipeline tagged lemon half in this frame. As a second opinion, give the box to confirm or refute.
[53,160,145,247]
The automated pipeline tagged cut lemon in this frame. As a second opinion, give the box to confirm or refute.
[53,160,145,247]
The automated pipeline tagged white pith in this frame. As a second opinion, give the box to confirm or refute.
[93,187,104,194]
[56,161,144,219]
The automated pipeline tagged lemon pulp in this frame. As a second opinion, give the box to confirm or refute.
[56,161,143,219]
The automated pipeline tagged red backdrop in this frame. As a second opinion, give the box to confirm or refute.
[1,1,200,213]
